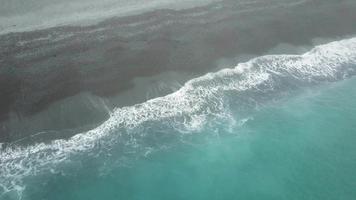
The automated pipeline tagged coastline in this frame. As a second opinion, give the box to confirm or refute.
[1,0,356,144]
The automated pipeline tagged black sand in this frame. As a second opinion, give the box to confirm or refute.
[1,0,356,144]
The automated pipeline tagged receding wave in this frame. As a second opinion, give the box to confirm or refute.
[1,37,356,198]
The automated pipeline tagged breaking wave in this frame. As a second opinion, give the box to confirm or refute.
[1,37,356,198]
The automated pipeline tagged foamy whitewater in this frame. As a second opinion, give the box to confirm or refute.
[1,37,356,198]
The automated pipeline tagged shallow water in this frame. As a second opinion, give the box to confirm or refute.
[1,37,356,200]
[15,75,356,200]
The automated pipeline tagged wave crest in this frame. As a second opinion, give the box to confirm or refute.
[1,37,356,198]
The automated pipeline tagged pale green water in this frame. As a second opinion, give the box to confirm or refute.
[18,77,356,200]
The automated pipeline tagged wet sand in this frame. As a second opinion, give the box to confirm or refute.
[1,0,356,144]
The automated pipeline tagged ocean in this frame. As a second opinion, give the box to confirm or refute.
[1,37,356,200]
[2,0,356,199]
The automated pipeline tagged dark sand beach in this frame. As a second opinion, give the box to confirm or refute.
[2,1,356,199]
[1,0,356,144]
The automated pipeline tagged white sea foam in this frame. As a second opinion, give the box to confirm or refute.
[1,37,356,198]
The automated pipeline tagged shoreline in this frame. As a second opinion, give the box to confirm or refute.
[1,0,356,143]
[1,35,354,146]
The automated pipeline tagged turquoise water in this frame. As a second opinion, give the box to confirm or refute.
[1,38,356,200]
[18,78,356,200]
